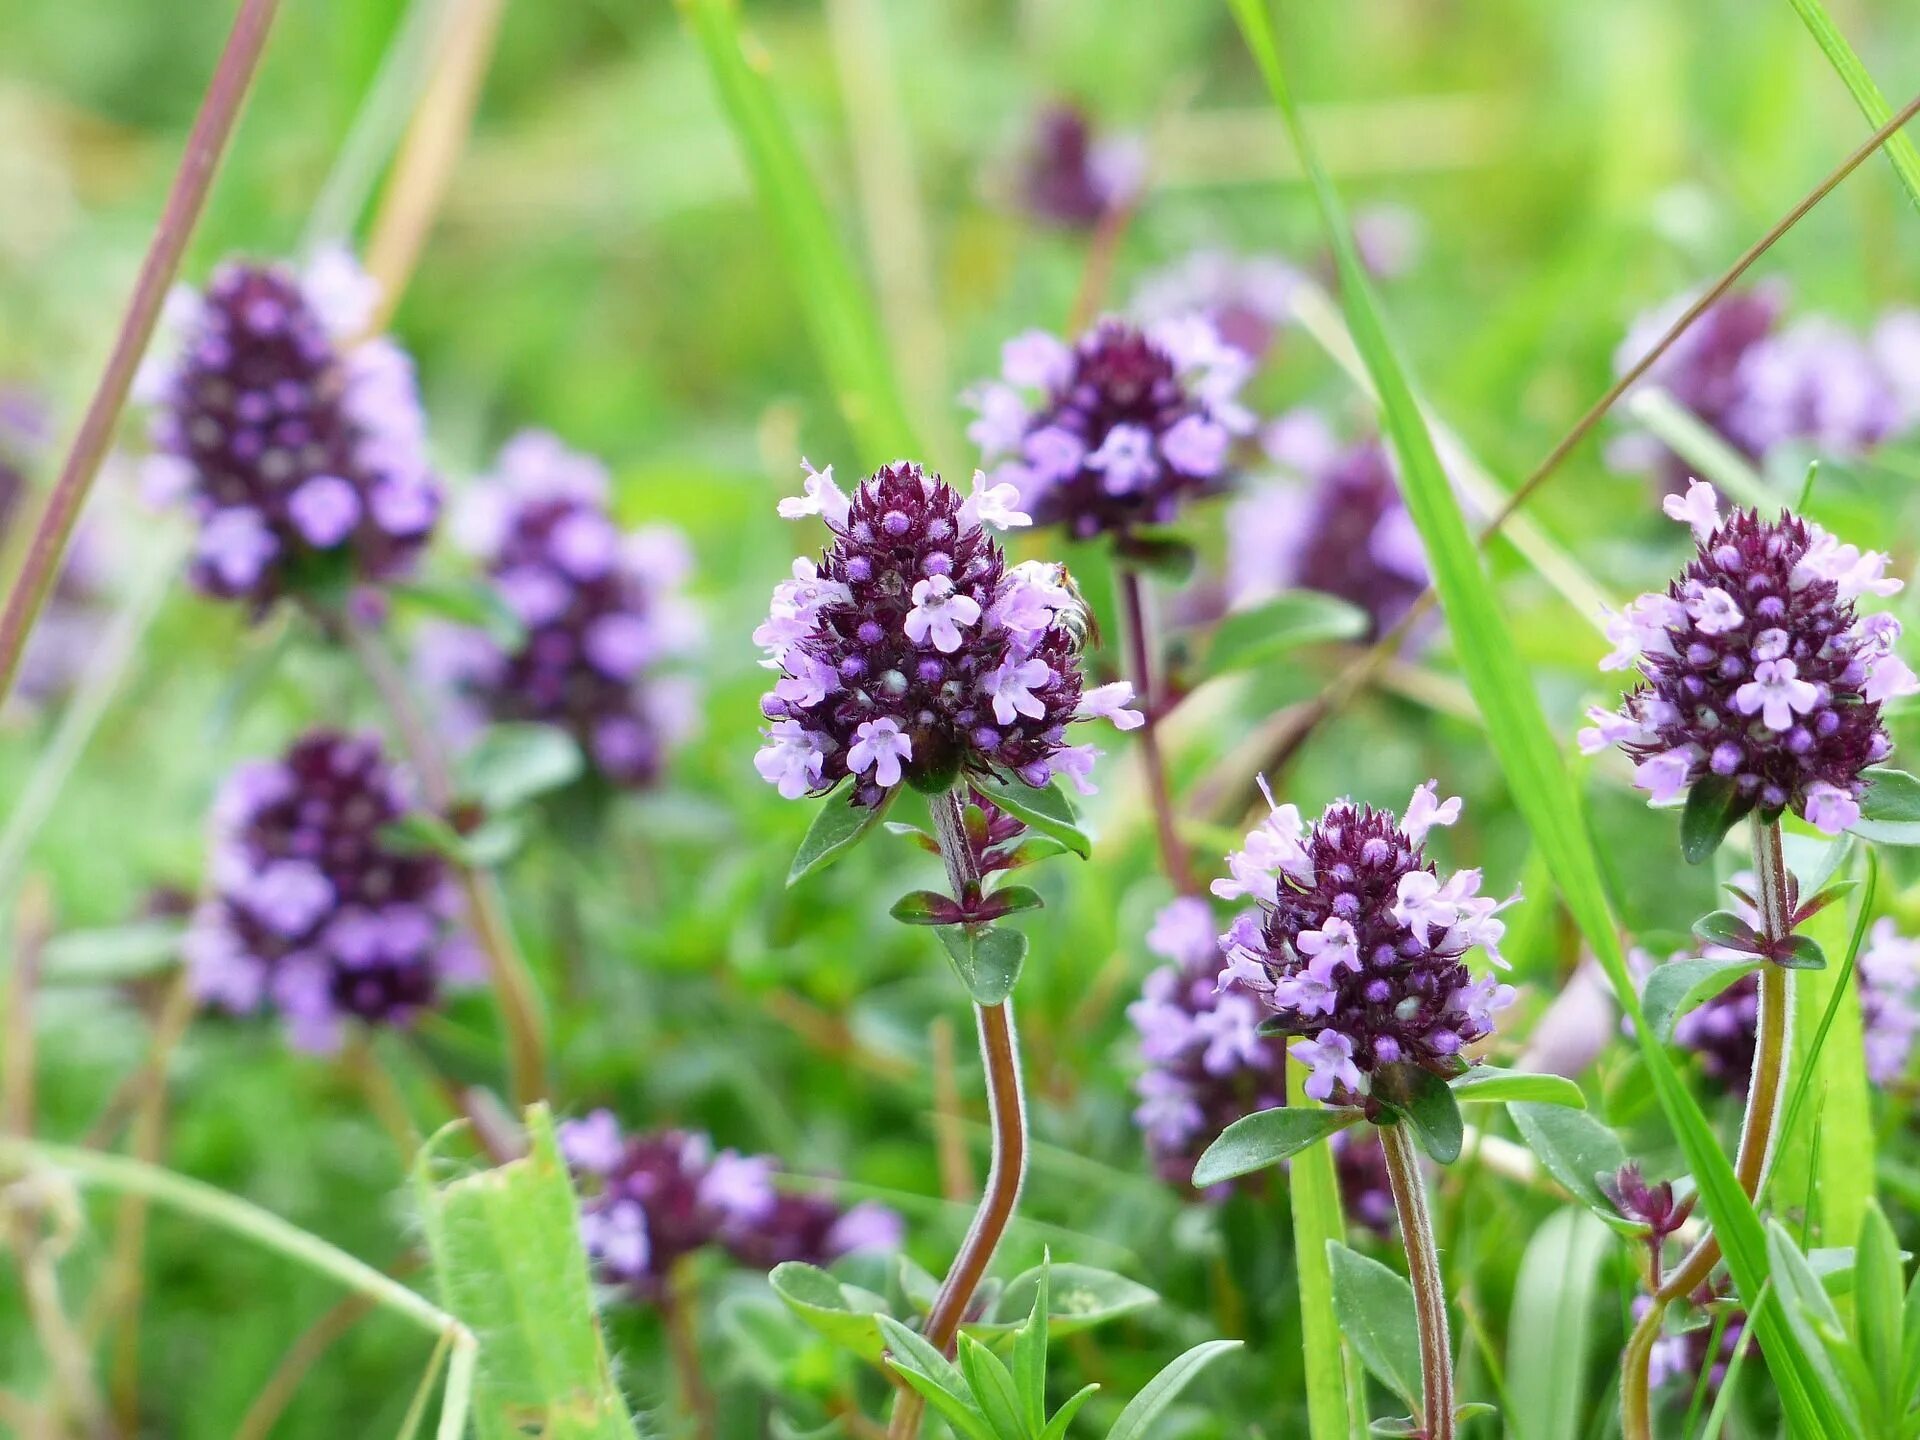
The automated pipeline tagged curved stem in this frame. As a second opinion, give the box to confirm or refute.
[1621,816,1795,1439]
[333,611,549,1108]
[890,792,1030,1440]
[1381,1122,1453,1440]
[1116,567,1195,893]
[0,0,282,711]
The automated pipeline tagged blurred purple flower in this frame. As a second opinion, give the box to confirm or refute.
[184,730,478,1052]
[424,430,699,789]
[1018,103,1144,229]
[1583,481,1912,835]
[137,247,439,610]
[1131,250,1303,364]
[558,1110,899,1303]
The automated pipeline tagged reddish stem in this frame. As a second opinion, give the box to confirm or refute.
[1117,567,1195,892]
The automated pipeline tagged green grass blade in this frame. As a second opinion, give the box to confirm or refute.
[677,0,918,465]
[1507,1209,1612,1440]
[1224,3,1850,1429]
[414,1104,641,1439]
[1786,0,1920,213]
[1286,1063,1368,1440]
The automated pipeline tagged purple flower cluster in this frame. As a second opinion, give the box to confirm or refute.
[1227,411,1428,639]
[1017,103,1144,229]
[557,1110,901,1302]
[1213,781,1517,1102]
[754,460,1141,808]
[1131,250,1303,364]
[184,730,480,1051]
[1611,285,1918,487]
[424,431,699,788]
[1128,897,1288,1187]
[967,318,1254,540]
[1582,481,1914,834]
[138,247,439,608]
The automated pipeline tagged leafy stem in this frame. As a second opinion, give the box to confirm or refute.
[1380,1119,1454,1440]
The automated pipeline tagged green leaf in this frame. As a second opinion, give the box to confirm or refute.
[1691,909,1761,950]
[978,884,1044,921]
[1223,6,1848,1424]
[1786,0,1920,214]
[458,815,529,870]
[1374,1064,1464,1165]
[769,1262,888,1364]
[883,821,941,855]
[456,724,585,815]
[1853,767,1920,845]
[1113,530,1198,583]
[391,578,526,650]
[957,1334,1023,1440]
[986,1263,1157,1338]
[1507,1209,1612,1440]
[675,0,916,464]
[1104,1340,1242,1440]
[878,1316,995,1440]
[1285,1067,1367,1440]
[972,775,1092,859]
[1201,590,1369,681]
[413,1106,641,1439]
[39,922,181,984]
[935,926,1028,1006]
[1011,1259,1049,1434]
[889,890,965,926]
[1765,1221,1862,1427]
[1448,1068,1586,1109]
[1681,775,1751,865]
[382,810,469,861]
[1039,1385,1099,1440]
[1506,1103,1629,1223]
[1642,955,1763,1042]
[788,787,893,887]
[1776,934,1828,971]
[1855,1203,1903,1421]
[1191,1106,1364,1188]
[1326,1243,1423,1413]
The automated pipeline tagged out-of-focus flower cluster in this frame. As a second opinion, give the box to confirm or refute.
[1611,284,1920,488]
[1585,481,1913,834]
[754,460,1140,808]
[138,248,439,609]
[1017,103,1144,230]
[1212,780,1517,1102]
[558,1109,901,1302]
[185,730,479,1051]
[967,319,1253,540]
[424,431,699,789]
[1226,410,1428,640]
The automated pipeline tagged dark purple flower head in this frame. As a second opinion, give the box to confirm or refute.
[184,729,479,1051]
[138,247,439,609]
[754,460,1141,808]
[1611,285,1910,488]
[557,1110,900,1304]
[1018,103,1143,229]
[1228,411,1428,640]
[1213,781,1517,1102]
[423,431,699,789]
[1582,482,1913,834]
[967,319,1254,540]
[1129,897,1288,1188]
[1605,1163,1696,1242]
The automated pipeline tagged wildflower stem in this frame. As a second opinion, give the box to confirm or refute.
[662,1262,718,1440]
[1380,1120,1454,1440]
[1117,566,1195,892]
[889,792,1030,1440]
[0,0,281,714]
[1621,815,1795,1439]
[332,611,550,1109]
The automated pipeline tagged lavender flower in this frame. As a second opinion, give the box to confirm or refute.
[1128,897,1288,1187]
[966,319,1254,540]
[753,460,1141,808]
[1227,411,1428,639]
[1860,918,1920,1083]
[1131,250,1303,363]
[1212,780,1517,1102]
[1017,103,1144,229]
[1611,285,1911,487]
[183,730,479,1052]
[137,247,439,609]
[1582,481,1914,835]
[557,1110,901,1303]
[425,431,699,788]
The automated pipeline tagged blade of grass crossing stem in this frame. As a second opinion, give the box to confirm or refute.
[678,0,918,465]
[1286,1061,1368,1440]
[1223,3,1848,1429]
[1787,0,1920,213]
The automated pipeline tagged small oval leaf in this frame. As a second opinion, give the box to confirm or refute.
[1191,1105,1363,1187]
[788,787,894,887]
[1374,1063,1465,1164]
[1201,590,1369,681]
[1507,1102,1632,1226]
[1449,1067,1587,1109]
[1643,955,1763,1042]
[1327,1243,1424,1412]
[1681,774,1751,865]
[936,926,1028,1005]
[972,775,1092,859]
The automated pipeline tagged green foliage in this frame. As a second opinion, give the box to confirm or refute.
[1325,1243,1422,1415]
[1642,954,1763,1041]
[1506,1209,1613,1440]
[1198,590,1368,682]
[1191,1105,1364,1187]
[788,786,895,885]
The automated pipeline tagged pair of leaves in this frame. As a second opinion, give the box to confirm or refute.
[890,886,1044,928]
[789,778,1091,889]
